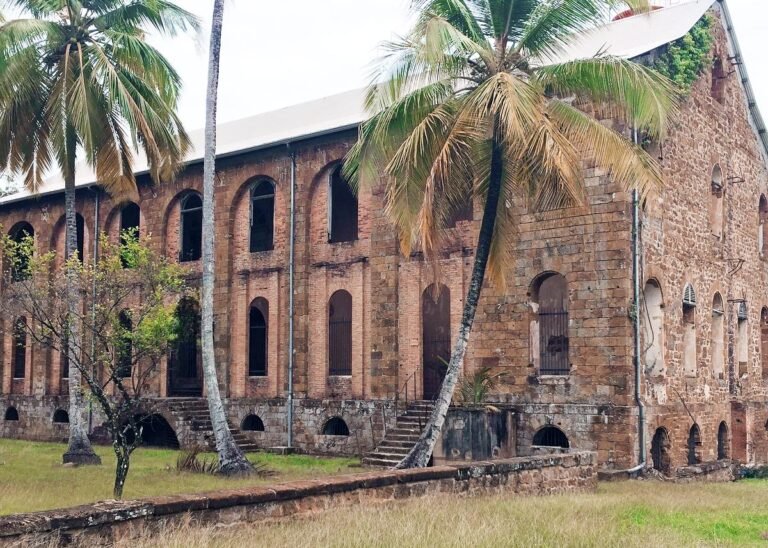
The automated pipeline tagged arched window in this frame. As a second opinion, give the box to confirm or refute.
[687,424,702,465]
[682,284,697,377]
[53,409,69,424]
[712,294,725,379]
[328,166,358,243]
[711,55,726,104]
[250,180,275,252]
[422,284,450,400]
[642,280,664,376]
[12,317,27,379]
[709,165,723,238]
[249,298,268,377]
[4,406,19,421]
[60,333,69,380]
[760,195,768,257]
[169,297,202,396]
[737,302,749,378]
[328,290,352,376]
[322,417,350,436]
[530,273,569,375]
[761,307,768,379]
[241,414,265,432]
[179,193,203,262]
[117,311,132,379]
[8,222,34,282]
[75,213,85,262]
[120,202,140,268]
[651,427,671,474]
[532,426,569,448]
[717,421,729,460]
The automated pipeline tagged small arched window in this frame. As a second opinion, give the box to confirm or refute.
[250,180,275,252]
[711,293,725,380]
[12,317,27,379]
[120,202,141,268]
[532,426,569,448]
[180,193,203,262]
[737,302,749,378]
[687,424,702,465]
[760,195,768,257]
[53,409,69,424]
[8,223,34,282]
[717,421,729,460]
[642,280,665,376]
[709,166,723,238]
[328,166,358,243]
[711,55,727,104]
[117,311,132,379]
[682,284,697,377]
[328,290,353,376]
[530,273,569,376]
[651,427,671,474]
[241,414,265,432]
[322,417,350,436]
[4,406,19,421]
[249,298,268,377]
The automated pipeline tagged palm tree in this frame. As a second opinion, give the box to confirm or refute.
[201,0,252,475]
[0,0,197,464]
[345,0,678,468]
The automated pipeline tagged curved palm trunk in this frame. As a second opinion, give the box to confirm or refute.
[62,136,101,466]
[397,135,504,469]
[201,0,252,475]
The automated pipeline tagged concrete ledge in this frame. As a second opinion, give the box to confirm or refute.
[0,452,597,545]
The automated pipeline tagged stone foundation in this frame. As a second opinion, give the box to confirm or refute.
[0,452,597,547]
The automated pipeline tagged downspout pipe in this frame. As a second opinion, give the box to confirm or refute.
[287,144,296,449]
[632,128,646,467]
[88,188,101,434]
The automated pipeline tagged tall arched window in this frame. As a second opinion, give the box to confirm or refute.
[711,55,727,104]
[250,180,275,252]
[179,194,203,262]
[530,273,569,375]
[682,284,697,377]
[120,202,141,268]
[687,424,702,465]
[709,165,723,238]
[8,223,34,282]
[249,298,268,377]
[169,297,202,396]
[328,290,352,376]
[717,421,729,460]
[737,302,749,378]
[760,195,768,257]
[761,307,768,379]
[328,166,358,243]
[12,317,27,379]
[712,293,725,379]
[422,284,450,400]
[642,280,664,376]
[117,311,132,378]
[75,213,85,261]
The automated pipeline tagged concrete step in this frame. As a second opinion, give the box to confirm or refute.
[376,440,416,449]
[362,456,401,467]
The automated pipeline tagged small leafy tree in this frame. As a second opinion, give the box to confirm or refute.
[1,230,186,499]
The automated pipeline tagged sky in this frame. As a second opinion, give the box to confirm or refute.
[151,0,768,131]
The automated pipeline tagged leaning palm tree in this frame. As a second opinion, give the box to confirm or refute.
[345,0,678,468]
[201,0,253,475]
[0,0,197,464]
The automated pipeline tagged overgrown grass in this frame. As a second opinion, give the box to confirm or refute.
[120,480,768,547]
[0,439,359,515]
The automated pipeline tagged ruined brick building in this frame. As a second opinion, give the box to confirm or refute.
[1,0,766,473]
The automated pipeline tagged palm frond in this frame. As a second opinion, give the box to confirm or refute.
[516,0,606,58]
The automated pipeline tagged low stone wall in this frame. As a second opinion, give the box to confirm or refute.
[0,452,597,546]
[674,460,737,483]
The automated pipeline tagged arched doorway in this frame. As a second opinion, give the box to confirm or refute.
[168,297,202,397]
[651,427,671,474]
[422,284,450,400]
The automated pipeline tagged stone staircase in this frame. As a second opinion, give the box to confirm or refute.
[362,401,435,468]
[163,398,260,453]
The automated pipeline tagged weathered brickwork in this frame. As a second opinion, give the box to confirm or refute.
[0,7,766,472]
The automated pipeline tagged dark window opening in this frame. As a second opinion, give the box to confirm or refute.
[651,427,671,474]
[61,333,70,380]
[241,414,265,432]
[446,200,473,228]
[532,426,569,448]
[169,297,202,397]
[4,407,19,421]
[120,202,141,268]
[322,417,350,436]
[12,317,26,379]
[422,284,450,401]
[328,290,352,376]
[687,424,702,465]
[124,414,180,449]
[75,214,85,262]
[532,273,569,375]
[117,311,133,379]
[53,409,69,424]
[249,299,268,377]
[328,166,358,243]
[717,421,729,460]
[711,56,727,104]
[8,223,34,282]
[250,180,275,252]
[180,194,203,262]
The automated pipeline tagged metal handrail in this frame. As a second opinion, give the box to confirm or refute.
[397,371,418,406]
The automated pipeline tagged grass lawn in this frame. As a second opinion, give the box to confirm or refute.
[0,439,359,516]
[121,479,768,547]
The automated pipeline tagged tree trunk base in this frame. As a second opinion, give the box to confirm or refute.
[63,448,102,466]
[219,460,254,476]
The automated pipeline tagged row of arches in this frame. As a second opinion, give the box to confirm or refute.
[3,406,68,423]
[642,279,768,378]
[240,413,350,437]
[650,421,730,474]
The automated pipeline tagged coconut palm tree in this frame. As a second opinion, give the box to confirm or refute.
[201,0,252,475]
[0,0,197,464]
[345,0,678,468]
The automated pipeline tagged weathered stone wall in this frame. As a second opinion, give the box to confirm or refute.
[0,453,598,547]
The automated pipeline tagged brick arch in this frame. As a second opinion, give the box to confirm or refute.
[162,189,201,262]
[50,213,90,268]
[229,175,285,262]
[104,201,143,243]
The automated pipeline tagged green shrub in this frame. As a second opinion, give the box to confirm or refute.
[654,15,714,94]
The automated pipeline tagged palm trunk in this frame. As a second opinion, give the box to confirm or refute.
[62,130,101,466]
[397,135,504,469]
[201,0,252,475]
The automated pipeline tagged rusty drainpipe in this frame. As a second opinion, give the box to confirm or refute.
[287,145,296,449]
